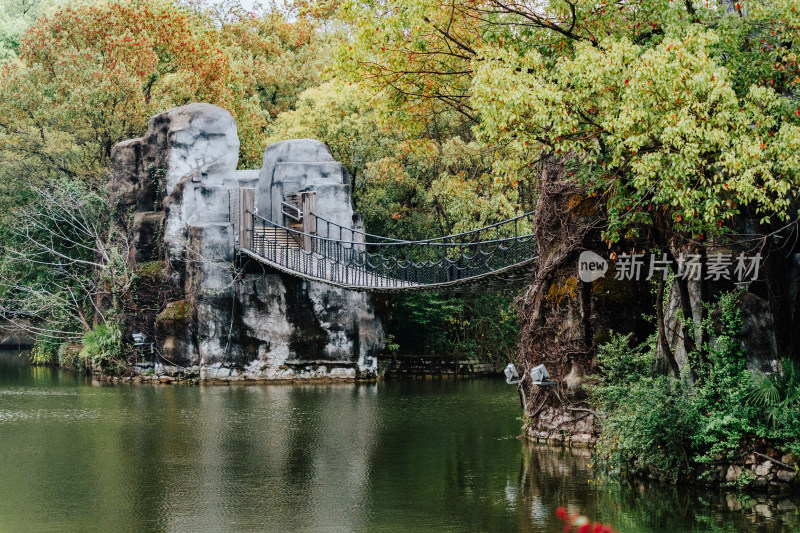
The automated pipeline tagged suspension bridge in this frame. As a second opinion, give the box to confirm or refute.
[237,191,539,293]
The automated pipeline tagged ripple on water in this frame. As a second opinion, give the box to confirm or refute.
[0,387,79,397]
[0,408,100,423]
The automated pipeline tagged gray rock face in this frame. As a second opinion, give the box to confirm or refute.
[255,138,357,231]
[109,103,383,380]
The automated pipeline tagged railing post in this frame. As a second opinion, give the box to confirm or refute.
[238,188,254,250]
[301,191,317,252]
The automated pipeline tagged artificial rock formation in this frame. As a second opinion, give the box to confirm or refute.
[109,103,383,380]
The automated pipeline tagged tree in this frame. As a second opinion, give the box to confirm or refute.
[0,0,50,63]
[0,0,334,189]
[335,0,800,430]
[0,182,131,343]
[337,0,800,242]
[335,0,482,123]
[0,0,261,181]
[268,81,533,237]
[0,0,335,356]
[473,25,800,243]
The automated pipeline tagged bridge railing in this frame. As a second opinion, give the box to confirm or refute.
[309,212,535,246]
[245,211,537,288]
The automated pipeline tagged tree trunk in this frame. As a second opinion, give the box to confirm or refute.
[656,276,681,378]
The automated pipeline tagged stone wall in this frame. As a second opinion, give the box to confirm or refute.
[109,103,383,381]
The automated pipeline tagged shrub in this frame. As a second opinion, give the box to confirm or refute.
[690,291,756,462]
[591,351,698,481]
[57,343,83,370]
[29,339,58,365]
[749,358,800,455]
[79,321,124,370]
[591,291,776,482]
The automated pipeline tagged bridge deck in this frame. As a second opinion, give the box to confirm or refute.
[239,247,537,293]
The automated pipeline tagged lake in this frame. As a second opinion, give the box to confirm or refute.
[0,349,797,532]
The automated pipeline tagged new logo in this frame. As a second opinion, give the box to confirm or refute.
[578,251,608,283]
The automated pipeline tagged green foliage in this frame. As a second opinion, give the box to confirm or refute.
[336,0,800,243]
[0,180,140,364]
[596,332,655,386]
[591,334,698,481]
[57,343,82,370]
[268,82,531,237]
[28,339,58,365]
[749,358,800,425]
[748,358,800,455]
[79,321,123,369]
[690,292,756,462]
[473,26,800,242]
[590,292,792,482]
[384,334,400,356]
[0,0,50,63]
[387,292,519,361]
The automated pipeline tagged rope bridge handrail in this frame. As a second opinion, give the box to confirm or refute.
[310,210,537,245]
[241,211,538,291]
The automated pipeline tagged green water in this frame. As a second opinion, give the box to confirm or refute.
[0,350,797,532]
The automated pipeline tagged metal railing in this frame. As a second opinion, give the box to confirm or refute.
[281,201,302,222]
[244,211,538,289]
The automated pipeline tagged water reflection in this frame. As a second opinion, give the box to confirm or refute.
[0,351,797,532]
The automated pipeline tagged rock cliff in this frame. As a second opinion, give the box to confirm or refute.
[109,103,383,380]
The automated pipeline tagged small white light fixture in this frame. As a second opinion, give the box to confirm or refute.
[530,364,551,385]
[504,363,521,385]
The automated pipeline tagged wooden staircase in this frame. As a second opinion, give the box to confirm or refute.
[253,227,300,248]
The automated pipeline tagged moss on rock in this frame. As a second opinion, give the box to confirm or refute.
[156,300,194,327]
[135,260,166,280]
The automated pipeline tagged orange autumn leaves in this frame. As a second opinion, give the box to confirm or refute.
[0,0,327,173]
